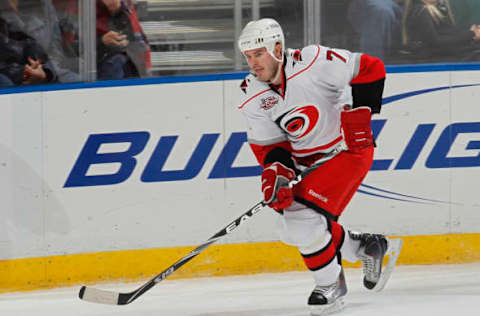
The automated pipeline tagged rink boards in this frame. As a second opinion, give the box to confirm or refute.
[1,67,480,292]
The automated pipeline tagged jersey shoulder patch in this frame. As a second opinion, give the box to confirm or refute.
[284,45,322,77]
[237,74,270,110]
[300,45,321,63]
[286,46,318,67]
[286,48,304,68]
[287,48,303,62]
[240,78,248,94]
[239,73,257,94]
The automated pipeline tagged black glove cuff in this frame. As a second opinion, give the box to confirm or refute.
[263,147,297,174]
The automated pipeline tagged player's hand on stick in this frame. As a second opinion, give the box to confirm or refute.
[341,106,374,152]
[261,162,295,212]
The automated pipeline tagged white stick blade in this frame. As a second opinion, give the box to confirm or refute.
[79,286,120,305]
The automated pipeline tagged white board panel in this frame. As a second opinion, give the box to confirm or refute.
[1,69,479,260]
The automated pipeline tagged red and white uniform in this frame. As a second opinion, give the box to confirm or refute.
[236,45,385,277]
[238,45,355,159]
[238,45,384,166]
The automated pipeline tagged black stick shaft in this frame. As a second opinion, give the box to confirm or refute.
[79,146,343,305]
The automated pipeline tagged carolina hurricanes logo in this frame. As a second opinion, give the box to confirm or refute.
[261,95,279,110]
[278,105,320,139]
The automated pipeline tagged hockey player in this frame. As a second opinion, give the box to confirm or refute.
[236,18,400,315]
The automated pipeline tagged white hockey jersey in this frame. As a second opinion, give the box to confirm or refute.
[237,45,362,159]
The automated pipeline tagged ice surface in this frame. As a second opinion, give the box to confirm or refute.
[1,263,479,316]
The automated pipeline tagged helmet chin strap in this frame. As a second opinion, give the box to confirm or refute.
[269,52,284,63]
[269,61,283,84]
[267,43,284,83]
[267,42,284,63]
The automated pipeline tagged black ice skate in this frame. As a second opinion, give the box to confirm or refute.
[350,231,403,292]
[308,268,347,316]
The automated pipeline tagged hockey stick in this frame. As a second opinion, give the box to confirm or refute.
[78,145,345,305]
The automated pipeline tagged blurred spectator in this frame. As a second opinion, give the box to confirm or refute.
[96,0,152,80]
[52,0,79,62]
[347,0,404,60]
[0,0,80,84]
[0,3,57,87]
[402,0,480,61]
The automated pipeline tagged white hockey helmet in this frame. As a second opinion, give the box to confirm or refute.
[237,18,285,63]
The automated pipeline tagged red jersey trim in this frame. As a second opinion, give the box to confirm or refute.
[238,88,270,110]
[238,46,321,110]
[287,45,321,81]
[291,136,342,155]
[249,141,292,167]
[350,54,386,84]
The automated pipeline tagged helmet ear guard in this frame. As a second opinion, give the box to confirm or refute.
[237,18,285,63]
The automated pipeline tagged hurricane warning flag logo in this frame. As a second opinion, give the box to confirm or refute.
[278,105,320,139]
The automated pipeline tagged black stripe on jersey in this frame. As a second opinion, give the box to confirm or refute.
[303,252,337,271]
[294,197,339,222]
[274,110,288,126]
[240,79,248,94]
[302,239,333,258]
[263,147,297,172]
[351,78,385,114]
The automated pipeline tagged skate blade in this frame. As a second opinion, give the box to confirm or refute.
[310,297,345,316]
[372,238,403,292]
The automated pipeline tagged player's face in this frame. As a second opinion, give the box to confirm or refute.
[244,47,280,82]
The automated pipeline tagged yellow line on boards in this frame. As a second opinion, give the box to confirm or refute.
[1,233,480,294]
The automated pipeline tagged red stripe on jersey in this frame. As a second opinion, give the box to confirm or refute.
[287,45,321,81]
[302,240,337,271]
[249,141,292,167]
[350,54,386,84]
[238,88,270,109]
[291,136,342,156]
[239,46,321,109]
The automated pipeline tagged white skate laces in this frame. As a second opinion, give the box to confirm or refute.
[349,231,403,292]
[351,232,388,289]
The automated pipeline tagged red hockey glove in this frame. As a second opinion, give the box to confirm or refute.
[261,162,296,212]
[341,106,374,153]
